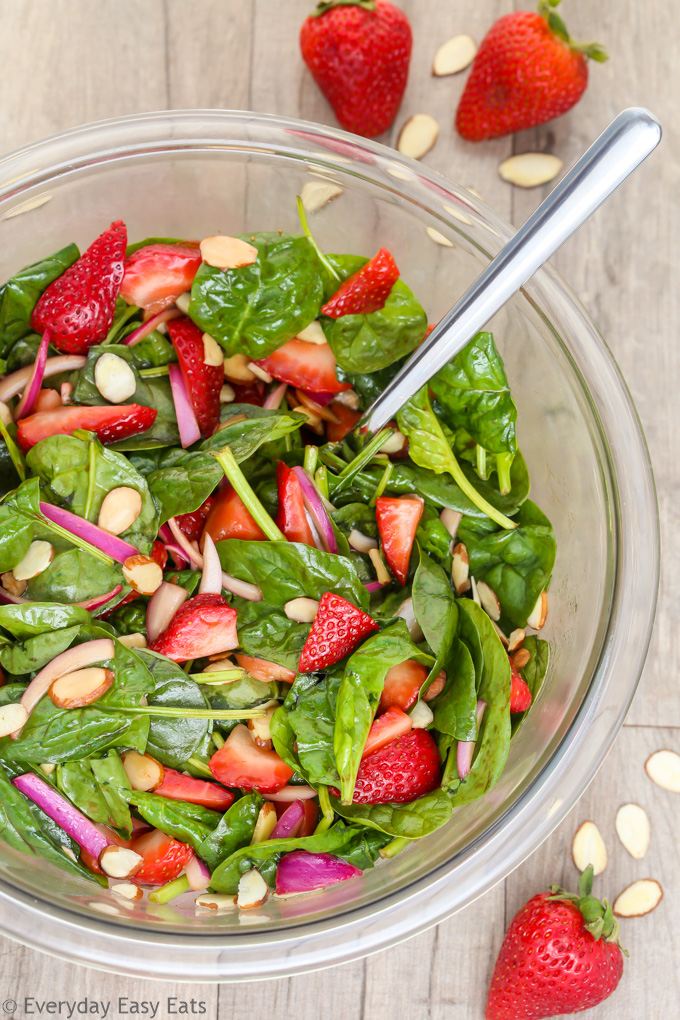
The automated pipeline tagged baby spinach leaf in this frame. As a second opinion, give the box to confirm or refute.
[57,755,132,837]
[232,602,309,672]
[430,638,478,743]
[0,243,79,355]
[129,791,221,854]
[202,674,281,711]
[274,670,343,786]
[198,793,262,870]
[0,500,34,572]
[331,787,452,838]
[90,752,134,834]
[189,233,324,359]
[0,602,91,640]
[124,332,176,370]
[412,550,457,660]
[416,508,453,572]
[139,652,211,768]
[5,332,57,373]
[26,548,123,604]
[333,826,393,869]
[512,636,550,735]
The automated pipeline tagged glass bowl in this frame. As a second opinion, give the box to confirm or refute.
[0,111,658,981]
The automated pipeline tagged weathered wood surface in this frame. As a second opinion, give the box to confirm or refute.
[0,1,676,1016]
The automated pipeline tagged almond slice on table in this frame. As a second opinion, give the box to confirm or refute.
[300,180,343,214]
[476,580,501,621]
[237,868,269,910]
[94,352,137,403]
[645,749,680,791]
[12,540,54,580]
[452,542,470,594]
[295,320,327,345]
[0,704,28,738]
[97,487,142,536]
[613,879,663,918]
[397,114,439,161]
[615,803,651,860]
[200,235,258,270]
[202,333,224,367]
[432,34,477,76]
[499,153,563,189]
[49,667,114,709]
[571,820,607,876]
[122,554,163,596]
[99,845,143,880]
[527,590,548,630]
[121,751,164,792]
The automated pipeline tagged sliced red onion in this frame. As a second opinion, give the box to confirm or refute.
[185,853,211,892]
[74,585,123,611]
[157,523,173,544]
[0,586,29,606]
[300,390,334,407]
[263,382,287,410]
[395,597,424,643]
[14,330,50,420]
[39,502,138,563]
[363,581,386,594]
[0,355,86,404]
[146,582,190,643]
[270,799,305,840]
[168,521,263,601]
[275,851,361,896]
[167,518,203,568]
[13,773,112,860]
[292,467,337,554]
[199,533,222,595]
[456,699,487,780]
[168,364,200,448]
[123,308,182,347]
[263,785,318,803]
[164,543,191,568]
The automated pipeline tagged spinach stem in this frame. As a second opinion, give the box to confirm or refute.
[139,364,170,378]
[314,464,329,500]
[83,435,98,522]
[101,705,266,720]
[369,461,393,508]
[334,429,392,493]
[191,669,245,683]
[314,786,334,834]
[476,445,488,481]
[0,419,26,481]
[149,874,191,904]
[29,510,115,566]
[185,756,213,778]
[496,452,514,496]
[104,304,140,344]
[379,836,412,859]
[182,659,194,675]
[212,732,225,750]
[303,445,318,477]
[296,195,340,281]
[211,445,285,542]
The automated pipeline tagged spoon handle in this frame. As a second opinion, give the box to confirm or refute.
[360,107,662,435]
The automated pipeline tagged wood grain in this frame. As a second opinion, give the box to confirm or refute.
[0,1,675,1017]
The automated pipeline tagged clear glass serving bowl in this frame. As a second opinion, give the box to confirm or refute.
[0,111,658,981]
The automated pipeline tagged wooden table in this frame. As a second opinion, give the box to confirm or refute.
[0,2,676,1016]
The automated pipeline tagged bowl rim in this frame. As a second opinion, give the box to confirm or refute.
[0,108,660,981]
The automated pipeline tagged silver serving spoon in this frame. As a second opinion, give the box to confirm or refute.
[359,107,661,435]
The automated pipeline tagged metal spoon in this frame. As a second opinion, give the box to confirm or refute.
[359,107,662,435]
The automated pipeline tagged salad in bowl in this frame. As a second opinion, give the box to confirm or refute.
[0,208,554,911]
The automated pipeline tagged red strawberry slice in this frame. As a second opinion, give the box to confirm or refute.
[130,829,194,887]
[275,462,315,546]
[153,767,234,811]
[335,728,440,805]
[326,401,361,443]
[378,659,428,714]
[202,485,267,544]
[31,221,127,354]
[375,496,424,586]
[362,705,412,759]
[321,249,399,318]
[298,592,378,673]
[510,659,533,713]
[148,592,238,662]
[17,403,156,452]
[209,723,294,793]
[167,317,222,437]
[174,496,216,543]
[120,243,202,314]
[254,338,350,394]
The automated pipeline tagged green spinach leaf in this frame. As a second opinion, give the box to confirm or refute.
[139,651,211,768]
[273,670,343,786]
[198,793,262,870]
[57,754,132,837]
[129,791,221,854]
[331,787,452,838]
[0,244,79,355]
[512,636,550,735]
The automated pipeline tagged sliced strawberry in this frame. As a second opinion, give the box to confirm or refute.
[275,462,315,546]
[375,496,424,586]
[120,243,202,314]
[321,249,399,318]
[362,705,412,759]
[510,659,533,713]
[174,496,216,543]
[298,592,378,673]
[34,389,62,413]
[234,654,296,684]
[17,403,156,452]
[167,317,221,437]
[254,338,350,394]
[326,401,361,443]
[230,381,264,406]
[131,828,194,886]
[31,221,127,354]
[153,767,234,811]
[209,723,294,793]
[378,659,428,714]
[148,593,238,662]
[344,728,440,805]
[202,485,267,544]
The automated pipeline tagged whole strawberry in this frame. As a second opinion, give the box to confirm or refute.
[300,0,412,138]
[486,865,625,1019]
[456,0,607,142]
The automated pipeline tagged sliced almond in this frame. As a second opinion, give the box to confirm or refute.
[527,590,548,630]
[432,34,477,76]
[284,597,319,623]
[250,802,278,845]
[300,180,343,214]
[97,487,143,536]
[121,751,164,792]
[94,352,137,404]
[409,700,434,729]
[202,333,224,367]
[122,554,163,596]
[39,762,56,776]
[202,657,235,673]
[499,153,563,189]
[379,429,407,455]
[12,540,54,581]
[369,547,391,585]
[175,292,191,314]
[195,894,238,912]
[223,353,256,383]
[99,845,143,880]
[511,647,531,670]
[295,389,340,423]
[117,632,148,649]
[452,542,470,595]
[439,509,461,539]
[217,413,249,431]
[237,868,269,910]
[1,571,27,596]
[426,226,454,247]
[470,576,481,606]
[491,620,509,647]
[200,235,258,270]
[111,882,143,901]
[645,749,680,792]
[220,383,236,404]
[348,529,378,554]
[49,667,114,710]
[615,803,651,860]
[0,400,13,426]
[293,405,324,435]
[508,628,526,653]
[397,115,439,161]
[248,705,276,746]
[613,879,663,918]
[476,580,501,621]
[296,320,327,345]
[333,389,360,410]
[423,670,446,702]
[571,820,607,876]
[0,703,28,738]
